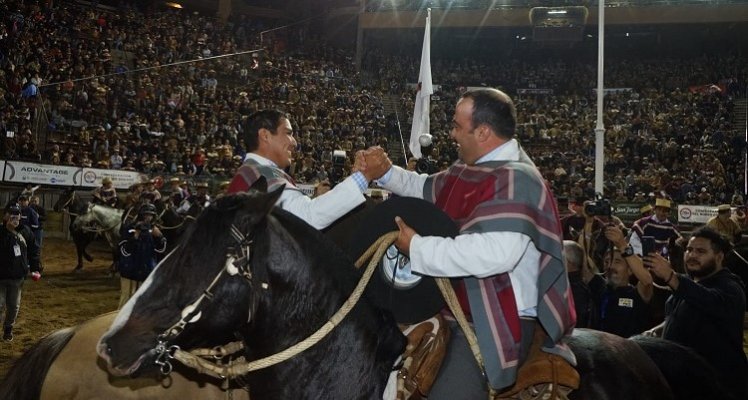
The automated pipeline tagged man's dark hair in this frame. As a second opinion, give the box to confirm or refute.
[241,110,288,152]
[461,88,517,139]
[690,226,732,254]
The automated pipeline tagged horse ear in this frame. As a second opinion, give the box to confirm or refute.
[251,184,284,217]
[250,176,268,193]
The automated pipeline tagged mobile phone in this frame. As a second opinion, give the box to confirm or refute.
[642,236,656,256]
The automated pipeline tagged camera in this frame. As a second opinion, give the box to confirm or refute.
[329,150,347,185]
[415,133,438,174]
[584,196,611,217]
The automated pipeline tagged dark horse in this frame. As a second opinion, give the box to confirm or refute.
[53,188,96,271]
[98,188,406,399]
[93,189,676,400]
[1,191,726,399]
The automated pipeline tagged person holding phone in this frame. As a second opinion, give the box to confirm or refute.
[643,227,746,399]
[587,225,654,338]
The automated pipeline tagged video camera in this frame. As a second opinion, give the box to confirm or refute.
[415,134,438,175]
[584,195,612,217]
[329,149,347,185]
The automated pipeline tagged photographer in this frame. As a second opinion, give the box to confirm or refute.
[116,203,166,308]
[590,225,654,338]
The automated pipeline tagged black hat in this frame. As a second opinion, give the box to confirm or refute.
[343,197,459,324]
[5,204,21,215]
[17,194,28,201]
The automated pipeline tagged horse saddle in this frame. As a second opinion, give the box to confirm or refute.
[396,314,450,400]
[496,323,580,400]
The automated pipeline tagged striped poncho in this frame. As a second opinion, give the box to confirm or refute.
[424,151,576,391]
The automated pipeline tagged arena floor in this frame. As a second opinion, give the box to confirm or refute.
[0,238,119,378]
[0,237,747,381]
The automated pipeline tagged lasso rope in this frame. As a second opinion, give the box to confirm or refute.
[170,231,399,379]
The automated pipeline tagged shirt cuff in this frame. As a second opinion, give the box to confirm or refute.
[375,167,394,186]
[351,171,369,192]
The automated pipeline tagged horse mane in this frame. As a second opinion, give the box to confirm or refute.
[0,327,76,399]
[630,335,738,400]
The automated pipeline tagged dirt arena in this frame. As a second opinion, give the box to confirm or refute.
[0,237,747,383]
[0,237,119,378]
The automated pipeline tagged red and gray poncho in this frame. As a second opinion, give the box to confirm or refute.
[424,150,577,391]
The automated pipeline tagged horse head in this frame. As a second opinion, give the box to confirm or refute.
[53,188,76,212]
[97,188,283,377]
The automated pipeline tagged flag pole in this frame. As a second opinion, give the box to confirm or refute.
[594,0,605,195]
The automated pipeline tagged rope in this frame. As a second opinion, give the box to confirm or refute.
[171,231,399,379]
[158,215,197,231]
[435,277,491,399]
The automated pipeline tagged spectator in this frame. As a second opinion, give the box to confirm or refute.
[629,198,681,257]
[644,227,747,399]
[707,204,741,243]
[117,203,166,308]
[592,225,654,338]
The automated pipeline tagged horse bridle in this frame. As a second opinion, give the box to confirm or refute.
[153,224,265,375]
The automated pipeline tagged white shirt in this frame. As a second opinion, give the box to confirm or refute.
[244,153,367,230]
[378,139,540,317]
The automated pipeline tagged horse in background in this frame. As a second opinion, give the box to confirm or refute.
[71,203,123,249]
[53,188,96,271]
[156,201,203,251]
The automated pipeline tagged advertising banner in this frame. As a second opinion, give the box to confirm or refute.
[612,203,645,221]
[80,168,145,189]
[3,161,79,186]
[677,205,721,224]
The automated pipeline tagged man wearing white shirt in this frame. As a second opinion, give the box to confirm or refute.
[361,88,576,398]
[227,109,386,230]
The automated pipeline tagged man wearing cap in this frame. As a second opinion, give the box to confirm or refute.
[360,89,576,398]
[92,177,118,207]
[707,205,741,243]
[117,203,166,308]
[228,110,383,230]
[17,195,40,238]
[0,204,41,341]
[630,197,682,257]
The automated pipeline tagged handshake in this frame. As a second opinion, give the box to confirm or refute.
[353,146,393,182]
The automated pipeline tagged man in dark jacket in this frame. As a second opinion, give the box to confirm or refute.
[644,226,747,399]
[0,204,41,341]
[117,203,166,308]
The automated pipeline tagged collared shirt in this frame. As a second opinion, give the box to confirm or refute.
[377,139,541,316]
[241,153,368,230]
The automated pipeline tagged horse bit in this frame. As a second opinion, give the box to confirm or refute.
[152,224,264,375]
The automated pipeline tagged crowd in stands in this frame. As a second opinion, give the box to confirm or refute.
[1,0,747,209]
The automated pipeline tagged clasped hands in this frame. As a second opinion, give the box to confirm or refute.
[353,146,393,182]
[353,146,416,255]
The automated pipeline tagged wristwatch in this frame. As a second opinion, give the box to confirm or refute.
[621,245,635,258]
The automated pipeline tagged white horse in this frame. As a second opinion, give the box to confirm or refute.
[71,204,124,250]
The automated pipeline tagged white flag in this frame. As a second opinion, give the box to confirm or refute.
[409,9,433,159]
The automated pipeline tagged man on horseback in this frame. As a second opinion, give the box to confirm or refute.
[361,88,577,399]
[227,109,386,230]
[644,226,747,399]
[92,177,118,208]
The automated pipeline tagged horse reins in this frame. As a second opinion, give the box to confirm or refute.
[152,229,399,389]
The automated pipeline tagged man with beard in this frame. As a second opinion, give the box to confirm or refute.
[644,227,747,399]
